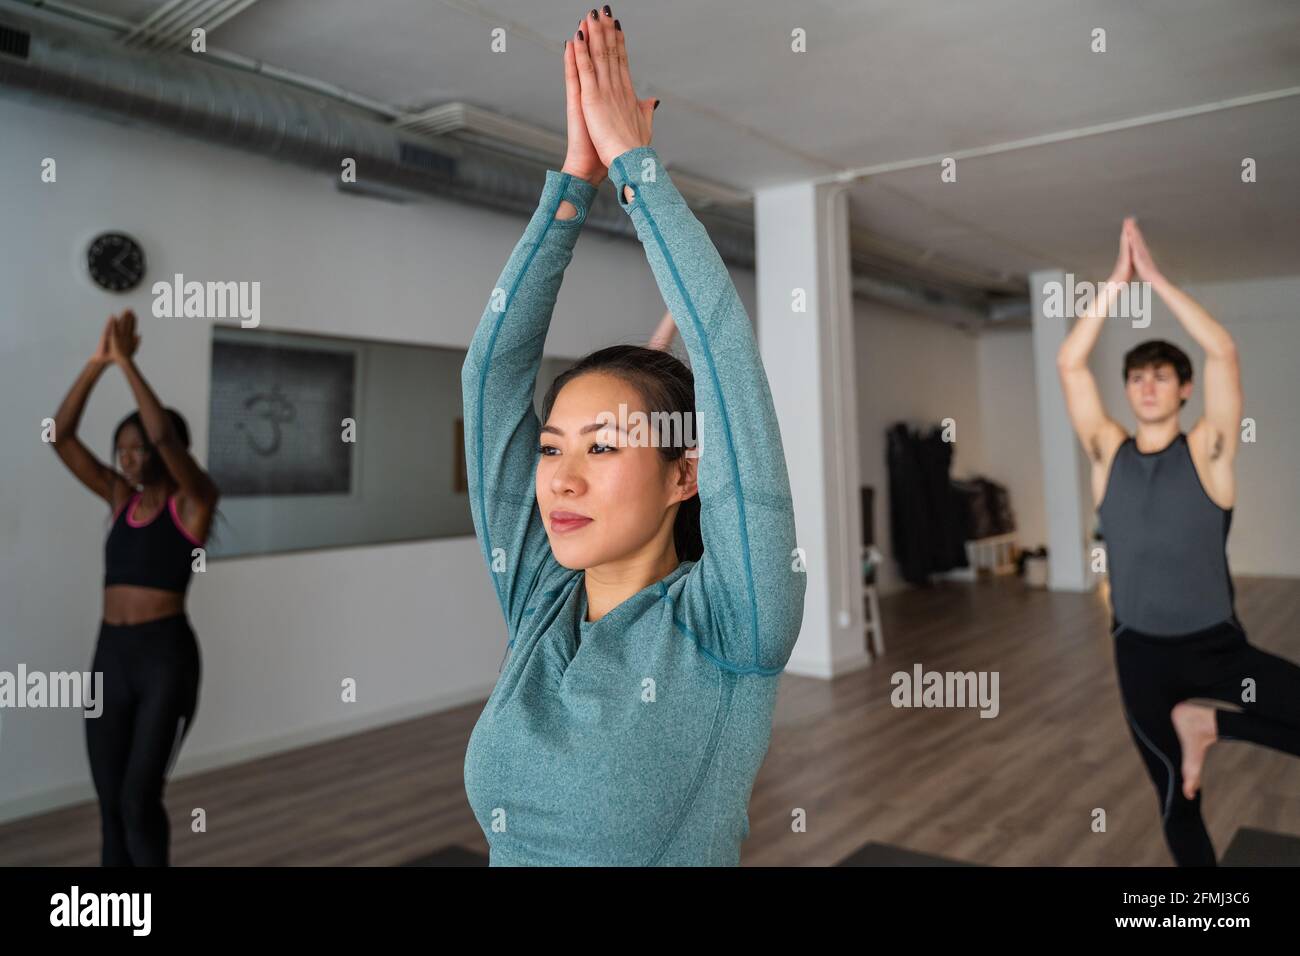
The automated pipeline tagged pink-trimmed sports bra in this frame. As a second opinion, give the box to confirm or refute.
[104,492,204,594]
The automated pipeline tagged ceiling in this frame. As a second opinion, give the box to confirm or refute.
[19,0,1300,284]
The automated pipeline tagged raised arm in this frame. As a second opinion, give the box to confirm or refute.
[460,170,598,636]
[1057,221,1131,466]
[573,13,805,672]
[612,146,805,672]
[109,312,220,535]
[1127,220,1242,463]
[459,35,609,639]
[50,316,128,508]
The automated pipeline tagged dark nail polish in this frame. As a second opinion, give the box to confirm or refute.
[603,5,611,15]
[577,29,584,40]
[591,9,597,18]
[614,19,621,31]
[654,99,660,110]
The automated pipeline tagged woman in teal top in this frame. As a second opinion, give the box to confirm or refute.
[462,8,805,865]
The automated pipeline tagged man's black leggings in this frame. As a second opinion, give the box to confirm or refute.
[1113,617,1300,866]
[85,613,200,867]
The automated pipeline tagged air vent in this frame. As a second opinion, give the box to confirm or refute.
[0,23,31,60]
[398,142,456,178]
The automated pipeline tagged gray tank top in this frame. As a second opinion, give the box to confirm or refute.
[1096,432,1236,636]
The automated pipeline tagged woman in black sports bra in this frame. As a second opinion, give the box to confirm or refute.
[50,310,220,866]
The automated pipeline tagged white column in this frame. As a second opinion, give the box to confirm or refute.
[755,180,869,678]
[1029,269,1093,591]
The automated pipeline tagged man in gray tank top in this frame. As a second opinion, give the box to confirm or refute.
[1056,218,1300,866]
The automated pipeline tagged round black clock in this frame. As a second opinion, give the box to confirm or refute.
[87,232,146,292]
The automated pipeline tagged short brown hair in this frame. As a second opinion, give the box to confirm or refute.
[1123,340,1192,408]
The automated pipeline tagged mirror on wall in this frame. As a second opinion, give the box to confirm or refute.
[206,325,571,558]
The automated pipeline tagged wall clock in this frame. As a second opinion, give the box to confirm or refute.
[87,232,145,292]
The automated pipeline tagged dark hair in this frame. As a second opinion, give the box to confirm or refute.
[540,344,703,563]
[107,407,225,546]
[111,408,190,485]
[1123,339,1193,408]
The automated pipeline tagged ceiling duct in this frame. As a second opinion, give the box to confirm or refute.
[0,7,759,260]
[396,101,752,210]
[0,10,451,192]
[0,3,1026,326]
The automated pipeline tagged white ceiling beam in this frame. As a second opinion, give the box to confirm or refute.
[123,0,215,47]
[123,0,263,51]
[825,85,1300,185]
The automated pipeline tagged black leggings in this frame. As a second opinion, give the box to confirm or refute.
[85,613,200,866]
[1113,617,1300,866]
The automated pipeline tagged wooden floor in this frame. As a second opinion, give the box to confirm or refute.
[5,574,1299,866]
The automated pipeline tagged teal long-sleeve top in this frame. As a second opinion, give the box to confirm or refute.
[461,146,806,866]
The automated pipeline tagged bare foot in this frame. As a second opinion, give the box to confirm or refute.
[1171,701,1218,800]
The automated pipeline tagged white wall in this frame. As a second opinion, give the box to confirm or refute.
[978,326,1047,552]
[0,94,758,821]
[854,301,986,596]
